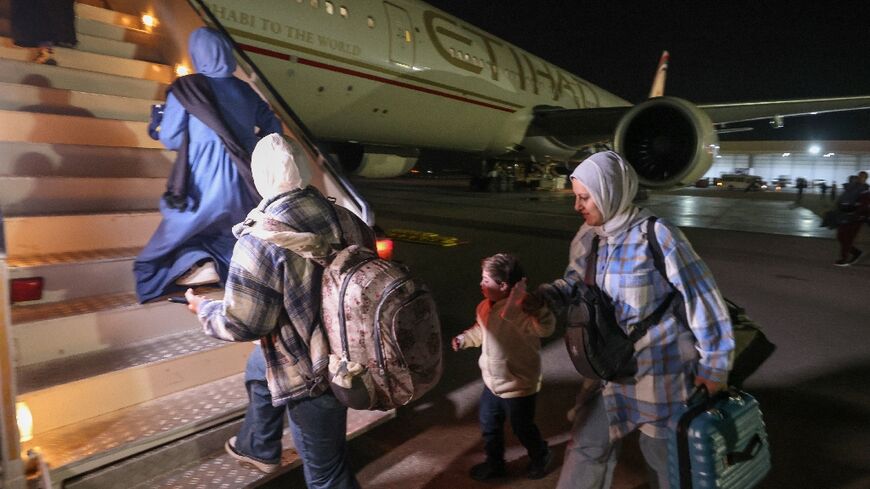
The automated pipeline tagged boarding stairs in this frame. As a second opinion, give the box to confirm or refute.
[0,1,387,488]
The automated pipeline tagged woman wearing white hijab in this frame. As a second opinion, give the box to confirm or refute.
[536,151,734,489]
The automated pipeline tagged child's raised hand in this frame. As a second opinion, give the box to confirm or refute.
[500,278,527,321]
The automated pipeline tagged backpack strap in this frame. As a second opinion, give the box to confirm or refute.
[585,235,600,286]
[647,217,667,279]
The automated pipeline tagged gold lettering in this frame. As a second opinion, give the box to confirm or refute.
[463,27,501,81]
[507,46,525,91]
[423,10,481,75]
[555,70,580,107]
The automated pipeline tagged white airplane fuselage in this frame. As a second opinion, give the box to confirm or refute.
[206,0,629,159]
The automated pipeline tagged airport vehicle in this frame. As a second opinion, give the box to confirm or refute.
[2,1,870,487]
[718,173,765,191]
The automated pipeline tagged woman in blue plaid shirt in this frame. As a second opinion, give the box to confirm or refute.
[535,151,734,489]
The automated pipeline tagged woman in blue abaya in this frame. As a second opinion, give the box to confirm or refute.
[134,27,281,302]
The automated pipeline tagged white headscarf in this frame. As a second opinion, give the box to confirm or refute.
[251,133,312,200]
[570,150,651,242]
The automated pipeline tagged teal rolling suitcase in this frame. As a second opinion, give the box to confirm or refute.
[668,387,771,489]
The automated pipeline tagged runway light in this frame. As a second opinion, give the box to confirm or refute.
[17,402,33,443]
[175,64,191,77]
[823,152,835,157]
[808,144,821,155]
[782,152,791,157]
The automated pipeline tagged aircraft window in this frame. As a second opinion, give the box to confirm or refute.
[404,30,411,42]
[367,16,375,28]
[325,1,334,14]
[340,6,348,17]
[310,0,318,7]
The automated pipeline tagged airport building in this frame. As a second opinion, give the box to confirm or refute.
[705,140,870,185]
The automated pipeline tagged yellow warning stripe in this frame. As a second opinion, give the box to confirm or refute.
[387,229,466,247]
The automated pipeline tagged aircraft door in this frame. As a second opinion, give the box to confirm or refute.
[383,2,415,67]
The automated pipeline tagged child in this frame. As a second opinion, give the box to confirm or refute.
[452,253,556,480]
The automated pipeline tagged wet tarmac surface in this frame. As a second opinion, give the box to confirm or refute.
[265,179,870,489]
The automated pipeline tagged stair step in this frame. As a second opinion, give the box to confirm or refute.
[0,109,162,147]
[4,211,160,257]
[77,31,162,63]
[17,328,234,393]
[75,2,145,31]
[0,175,162,217]
[0,37,173,84]
[0,141,172,179]
[0,81,160,121]
[73,15,161,47]
[21,373,248,484]
[0,58,168,100]
[18,331,253,434]
[139,409,395,489]
[11,290,221,366]
[8,247,139,302]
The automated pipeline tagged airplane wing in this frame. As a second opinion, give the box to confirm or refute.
[699,95,870,126]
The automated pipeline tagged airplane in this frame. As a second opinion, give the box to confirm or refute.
[191,0,870,188]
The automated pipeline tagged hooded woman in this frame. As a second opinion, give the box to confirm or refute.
[134,27,282,303]
[185,134,372,489]
[533,151,734,489]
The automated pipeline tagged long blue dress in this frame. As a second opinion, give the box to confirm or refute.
[134,28,281,302]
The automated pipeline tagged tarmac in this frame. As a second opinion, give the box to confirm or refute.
[263,180,870,489]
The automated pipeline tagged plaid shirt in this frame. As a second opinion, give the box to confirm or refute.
[544,218,734,440]
[198,187,371,405]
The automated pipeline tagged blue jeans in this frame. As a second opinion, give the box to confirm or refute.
[234,345,360,489]
[479,387,549,464]
[556,393,670,489]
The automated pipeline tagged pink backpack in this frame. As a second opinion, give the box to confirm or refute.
[321,245,443,411]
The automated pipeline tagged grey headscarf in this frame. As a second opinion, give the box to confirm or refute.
[570,151,651,242]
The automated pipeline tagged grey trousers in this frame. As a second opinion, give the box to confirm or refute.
[556,394,670,489]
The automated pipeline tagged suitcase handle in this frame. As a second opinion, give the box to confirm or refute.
[726,433,764,465]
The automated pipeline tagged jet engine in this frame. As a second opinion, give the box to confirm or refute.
[328,143,419,178]
[613,96,718,189]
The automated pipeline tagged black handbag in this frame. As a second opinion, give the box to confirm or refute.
[565,226,675,381]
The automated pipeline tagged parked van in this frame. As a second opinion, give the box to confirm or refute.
[719,173,764,190]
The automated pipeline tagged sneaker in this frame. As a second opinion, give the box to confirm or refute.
[526,449,553,480]
[225,436,280,474]
[849,249,864,264]
[176,261,220,286]
[469,460,506,481]
[834,259,851,267]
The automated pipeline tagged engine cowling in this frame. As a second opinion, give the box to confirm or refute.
[329,143,419,178]
[613,97,718,189]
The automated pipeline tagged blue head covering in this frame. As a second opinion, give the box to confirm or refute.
[189,27,236,78]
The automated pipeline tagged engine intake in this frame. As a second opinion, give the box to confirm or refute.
[613,97,717,189]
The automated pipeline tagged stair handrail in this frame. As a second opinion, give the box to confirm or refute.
[184,0,373,225]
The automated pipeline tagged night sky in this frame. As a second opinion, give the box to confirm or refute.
[424,0,870,140]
